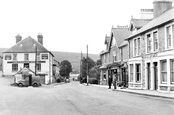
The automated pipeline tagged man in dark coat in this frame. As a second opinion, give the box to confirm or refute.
[108,75,112,89]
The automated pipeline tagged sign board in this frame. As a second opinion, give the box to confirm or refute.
[42,54,48,59]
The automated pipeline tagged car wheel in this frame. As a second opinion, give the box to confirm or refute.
[18,83,23,87]
[33,83,38,87]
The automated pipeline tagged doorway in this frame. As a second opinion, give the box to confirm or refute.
[154,62,158,90]
[29,74,32,86]
[147,63,151,90]
[24,63,29,68]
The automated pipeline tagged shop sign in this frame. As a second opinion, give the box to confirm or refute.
[7,61,46,64]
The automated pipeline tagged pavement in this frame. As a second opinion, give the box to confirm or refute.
[89,84,174,100]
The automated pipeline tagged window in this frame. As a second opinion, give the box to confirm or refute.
[153,31,158,51]
[36,63,41,71]
[134,39,137,56]
[13,54,17,61]
[113,51,116,62]
[171,60,174,83]
[24,54,29,61]
[147,34,151,53]
[42,54,48,60]
[136,64,141,82]
[5,54,11,60]
[172,25,174,46]
[166,26,171,48]
[161,60,167,83]
[12,64,18,72]
[37,54,40,61]
[130,64,134,82]
[138,38,140,55]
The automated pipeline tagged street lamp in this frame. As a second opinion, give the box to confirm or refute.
[65,65,67,78]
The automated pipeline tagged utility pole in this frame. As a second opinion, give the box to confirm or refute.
[35,46,37,76]
[87,45,89,86]
[80,51,82,83]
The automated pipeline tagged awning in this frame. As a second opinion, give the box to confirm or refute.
[107,62,121,69]
[99,63,109,69]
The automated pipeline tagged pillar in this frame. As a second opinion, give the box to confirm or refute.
[145,63,148,90]
[157,60,161,91]
[167,59,171,91]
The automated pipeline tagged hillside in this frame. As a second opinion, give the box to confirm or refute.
[52,51,99,73]
[0,48,99,73]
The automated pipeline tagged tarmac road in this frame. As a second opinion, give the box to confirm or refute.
[0,76,174,115]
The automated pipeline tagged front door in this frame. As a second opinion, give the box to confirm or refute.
[154,62,158,90]
[147,63,151,90]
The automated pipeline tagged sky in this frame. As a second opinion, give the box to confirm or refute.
[0,0,157,54]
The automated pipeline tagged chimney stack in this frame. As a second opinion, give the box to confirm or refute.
[16,34,22,43]
[153,0,173,18]
[37,33,43,45]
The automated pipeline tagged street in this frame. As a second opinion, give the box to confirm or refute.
[0,77,174,115]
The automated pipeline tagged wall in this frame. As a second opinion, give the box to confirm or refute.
[3,52,50,76]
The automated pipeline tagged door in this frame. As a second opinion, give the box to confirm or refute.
[24,63,29,68]
[147,63,151,90]
[29,75,32,86]
[154,62,158,90]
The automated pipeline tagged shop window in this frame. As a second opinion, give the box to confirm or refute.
[12,64,18,72]
[161,60,167,83]
[130,64,134,82]
[136,64,141,82]
[170,59,174,83]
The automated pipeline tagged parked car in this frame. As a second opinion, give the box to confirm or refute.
[17,74,41,87]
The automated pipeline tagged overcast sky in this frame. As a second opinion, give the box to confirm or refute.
[0,0,162,54]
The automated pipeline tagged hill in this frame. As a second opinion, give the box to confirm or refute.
[0,48,99,73]
[52,51,99,73]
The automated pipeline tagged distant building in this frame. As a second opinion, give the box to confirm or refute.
[2,34,55,84]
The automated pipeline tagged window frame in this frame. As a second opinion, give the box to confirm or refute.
[146,33,152,53]
[36,63,41,72]
[133,36,141,57]
[13,54,17,61]
[161,60,167,83]
[130,64,134,82]
[170,59,174,83]
[165,23,174,50]
[24,54,29,61]
[135,64,141,83]
[153,31,158,52]
[12,64,18,72]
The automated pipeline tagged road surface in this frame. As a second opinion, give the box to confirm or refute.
[0,77,174,115]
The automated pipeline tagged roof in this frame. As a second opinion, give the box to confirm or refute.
[118,41,128,48]
[109,28,131,48]
[130,18,152,29]
[3,36,54,57]
[127,7,174,40]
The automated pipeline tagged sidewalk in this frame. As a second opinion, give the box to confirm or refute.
[91,84,174,100]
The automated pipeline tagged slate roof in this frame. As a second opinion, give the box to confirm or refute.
[130,19,152,29]
[3,36,54,56]
[118,41,128,48]
[110,28,131,48]
[127,7,174,40]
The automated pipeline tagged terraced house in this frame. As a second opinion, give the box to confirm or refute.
[126,0,174,92]
[2,34,54,84]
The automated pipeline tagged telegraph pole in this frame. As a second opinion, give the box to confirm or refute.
[35,46,37,76]
[87,45,89,86]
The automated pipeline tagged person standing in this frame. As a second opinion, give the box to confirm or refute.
[113,73,117,89]
[108,75,112,89]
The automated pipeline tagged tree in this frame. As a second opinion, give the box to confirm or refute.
[80,57,96,83]
[59,60,72,79]
[89,66,100,84]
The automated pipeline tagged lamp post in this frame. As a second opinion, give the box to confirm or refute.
[86,45,89,86]
[65,65,67,78]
